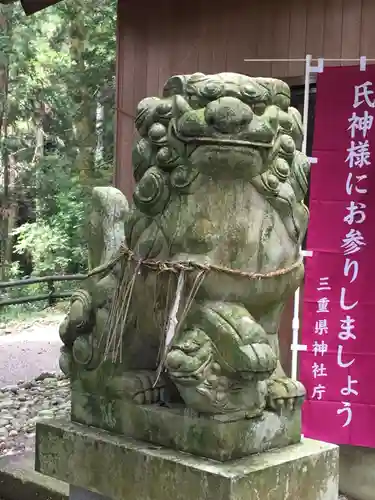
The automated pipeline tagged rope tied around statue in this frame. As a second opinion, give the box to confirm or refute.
[89,243,303,280]
[91,243,303,379]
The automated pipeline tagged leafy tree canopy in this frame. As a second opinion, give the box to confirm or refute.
[0,0,116,280]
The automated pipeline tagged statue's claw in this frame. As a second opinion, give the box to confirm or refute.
[266,377,305,413]
[239,344,277,380]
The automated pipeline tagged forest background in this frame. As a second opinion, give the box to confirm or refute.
[0,0,116,314]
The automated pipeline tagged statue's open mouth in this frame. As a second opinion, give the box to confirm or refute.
[169,120,276,151]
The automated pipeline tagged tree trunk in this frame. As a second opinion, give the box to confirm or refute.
[0,4,10,281]
[102,82,115,169]
[95,93,104,166]
[69,2,96,187]
[32,100,45,166]
[32,99,45,218]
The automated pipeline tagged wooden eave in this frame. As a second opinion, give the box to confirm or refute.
[0,0,62,15]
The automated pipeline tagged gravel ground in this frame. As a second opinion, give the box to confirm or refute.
[0,372,70,456]
[0,312,69,456]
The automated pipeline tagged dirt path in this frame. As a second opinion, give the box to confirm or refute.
[0,315,65,386]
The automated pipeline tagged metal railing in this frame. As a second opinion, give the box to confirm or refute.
[0,274,87,307]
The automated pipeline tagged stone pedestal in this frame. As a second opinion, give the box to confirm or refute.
[71,392,302,461]
[35,419,339,500]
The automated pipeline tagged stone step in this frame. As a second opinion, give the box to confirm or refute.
[0,449,355,500]
[0,451,68,500]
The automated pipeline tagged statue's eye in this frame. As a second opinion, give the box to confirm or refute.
[202,81,223,99]
[241,84,269,104]
[241,84,258,99]
[241,84,269,115]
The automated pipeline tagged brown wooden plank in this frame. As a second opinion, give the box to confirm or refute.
[305,0,325,61]
[132,11,148,115]
[210,0,228,73]
[254,0,273,77]
[271,0,291,78]
[157,0,172,95]
[145,5,162,97]
[184,1,201,75]
[116,0,136,115]
[223,0,245,74]
[288,0,308,77]
[323,0,343,67]
[114,0,136,193]
[197,0,215,74]
[168,8,187,76]
[169,2,200,76]
[341,0,362,65]
[225,0,258,75]
[360,0,375,61]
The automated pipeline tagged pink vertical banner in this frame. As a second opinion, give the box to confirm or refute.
[300,65,375,447]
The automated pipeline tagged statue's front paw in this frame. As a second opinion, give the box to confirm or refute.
[239,343,277,380]
[59,289,93,347]
[266,377,305,413]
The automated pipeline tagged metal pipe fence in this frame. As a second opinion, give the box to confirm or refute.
[0,274,87,307]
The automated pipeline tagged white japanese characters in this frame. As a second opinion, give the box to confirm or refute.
[352,81,375,108]
[336,79,373,428]
[310,79,372,432]
[339,316,356,341]
[311,277,331,402]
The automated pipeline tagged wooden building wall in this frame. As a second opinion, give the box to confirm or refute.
[115,0,375,374]
[115,0,375,197]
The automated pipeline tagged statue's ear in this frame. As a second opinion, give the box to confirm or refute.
[163,75,189,98]
[87,187,129,271]
[163,73,206,98]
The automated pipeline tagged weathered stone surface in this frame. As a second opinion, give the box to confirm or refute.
[339,445,375,500]
[0,451,68,500]
[35,420,338,500]
[87,186,129,271]
[71,391,301,461]
[70,486,109,500]
[56,73,311,454]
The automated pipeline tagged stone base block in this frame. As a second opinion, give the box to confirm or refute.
[339,445,375,500]
[71,392,301,461]
[35,419,339,500]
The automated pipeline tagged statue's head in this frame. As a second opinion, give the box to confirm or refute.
[132,72,309,242]
[168,73,304,176]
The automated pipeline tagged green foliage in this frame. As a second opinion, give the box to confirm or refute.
[13,220,81,276]
[15,155,90,275]
[0,0,117,287]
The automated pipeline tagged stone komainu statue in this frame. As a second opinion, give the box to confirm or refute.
[59,73,309,448]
